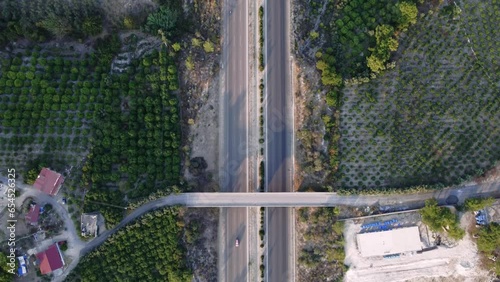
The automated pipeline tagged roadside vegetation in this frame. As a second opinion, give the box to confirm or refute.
[66,207,191,281]
[258,6,265,71]
[181,208,218,281]
[0,252,13,281]
[419,199,464,240]
[476,222,500,276]
[296,207,346,281]
[464,197,496,212]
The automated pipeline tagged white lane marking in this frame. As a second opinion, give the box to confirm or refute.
[244,0,250,279]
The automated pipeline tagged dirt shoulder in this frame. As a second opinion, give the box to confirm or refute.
[178,0,221,192]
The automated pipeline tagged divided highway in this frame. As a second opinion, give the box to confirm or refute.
[265,0,293,281]
[220,0,249,281]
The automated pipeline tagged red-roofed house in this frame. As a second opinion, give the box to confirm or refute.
[25,204,40,226]
[33,168,64,196]
[36,243,65,275]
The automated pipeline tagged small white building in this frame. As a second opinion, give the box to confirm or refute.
[356,226,422,257]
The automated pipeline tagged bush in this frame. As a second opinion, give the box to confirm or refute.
[420,199,464,240]
[82,16,103,36]
[172,43,181,52]
[191,38,201,47]
[123,17,136,29]
[309,31,319,40]
[477,223,500,253]
[464,197,495,211]
[144,6,180,36]
[94,34,121,65]
[185,56,194,70]
[14,79,22,88]
[203,40,215,53]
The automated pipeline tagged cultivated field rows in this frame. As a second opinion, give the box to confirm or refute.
[338,0,500,190]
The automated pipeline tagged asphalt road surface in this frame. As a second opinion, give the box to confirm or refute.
[265,0,293,281]
[220,0,249,281]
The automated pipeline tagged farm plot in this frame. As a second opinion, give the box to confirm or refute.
[0,47,97,169]
[82,46,182,227]
[337,0,500,190]
[0,38,183,227]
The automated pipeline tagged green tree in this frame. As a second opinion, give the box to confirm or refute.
[321,69,342,86]
[477,223,500,253]
[464,197,495,211]
[82,16,103,36]
[123,17,135,29]
[172,42,181,52]
[36,15,72,38]
[367,54,385,73]
[309,31,319,40]
[316,60,328,72]
[144,7,180,36]
[203,40,215,53]
[191,38,201,47]
[185,56,194,70]
[420,199,465,240]
[0,252,14,281]
[397,1,418,30]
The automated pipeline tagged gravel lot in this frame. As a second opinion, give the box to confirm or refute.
[343,212,493,282]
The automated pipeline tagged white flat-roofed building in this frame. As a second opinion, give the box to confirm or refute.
[356,226,422,257]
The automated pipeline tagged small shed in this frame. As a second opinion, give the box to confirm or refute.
[25,204,40,226]
[356,226,422,257]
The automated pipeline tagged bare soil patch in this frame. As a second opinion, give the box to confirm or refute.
[181,208,219,282]
[344,211,493,282]
[177,0,221,190]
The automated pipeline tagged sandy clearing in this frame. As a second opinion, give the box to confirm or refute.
[343,213,492,282]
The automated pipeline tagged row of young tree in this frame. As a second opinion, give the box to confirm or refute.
[66,207,191,281]
[0,43,183,227]
[81,47,182,228]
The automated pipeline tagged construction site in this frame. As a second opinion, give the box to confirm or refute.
[343,211,493,282]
